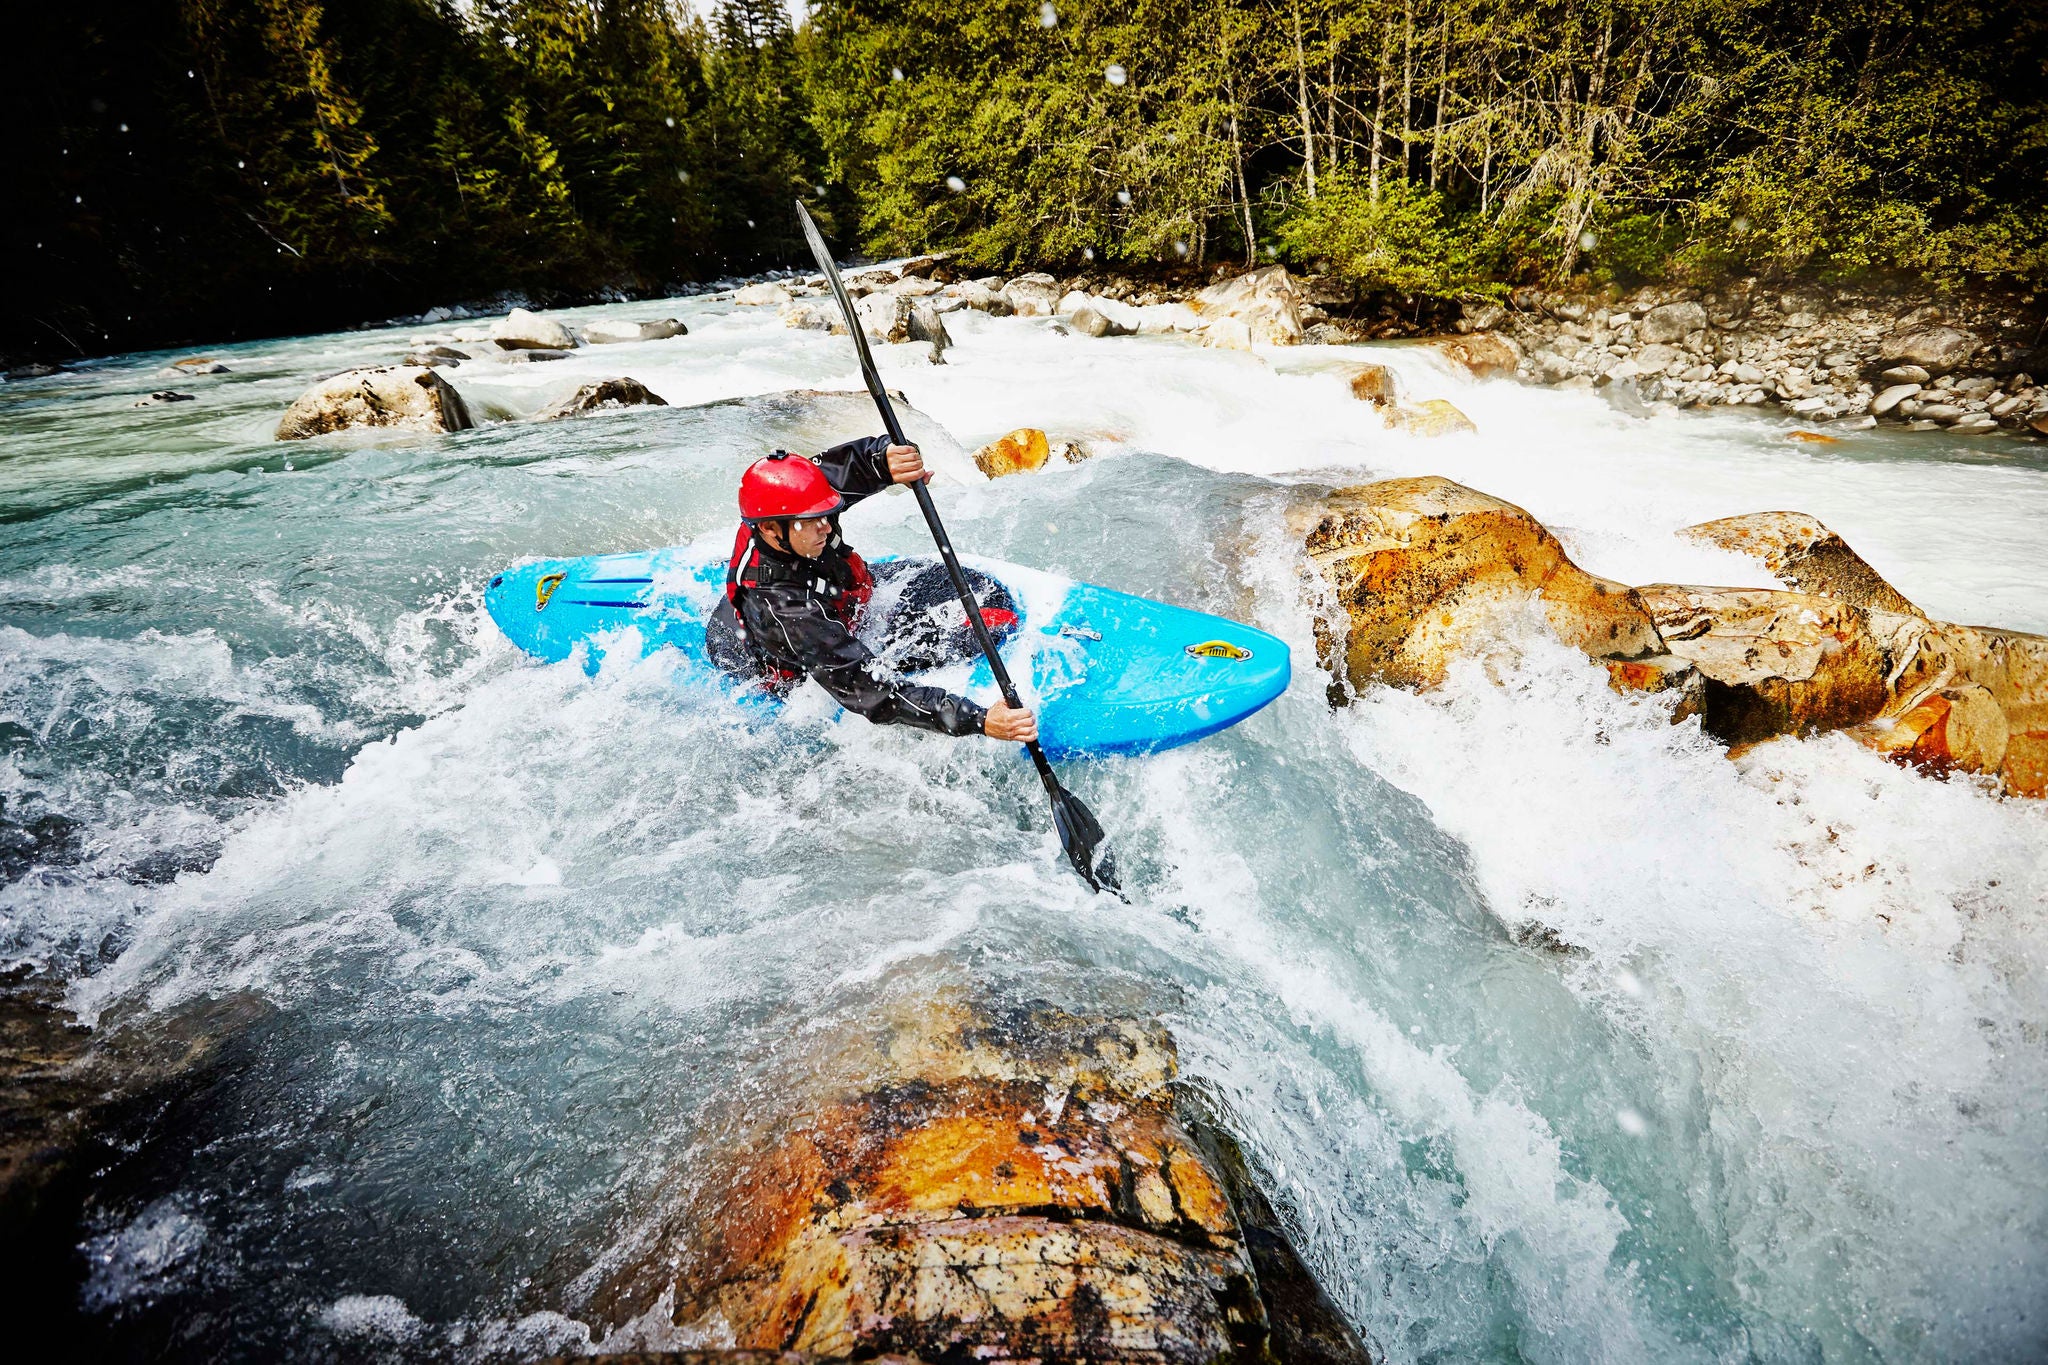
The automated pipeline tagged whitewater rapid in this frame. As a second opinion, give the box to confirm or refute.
[2,290,2044,1363]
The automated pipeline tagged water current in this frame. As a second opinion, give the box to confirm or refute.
[3,289,2045,1363]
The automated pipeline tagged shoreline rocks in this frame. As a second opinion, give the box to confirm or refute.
[1495,284,2047,436]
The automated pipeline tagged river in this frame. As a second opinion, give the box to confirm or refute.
[3,291,2045,1363]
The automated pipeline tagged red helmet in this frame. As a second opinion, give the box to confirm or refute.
[738,450,843,522]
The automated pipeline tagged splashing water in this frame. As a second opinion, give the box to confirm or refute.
[3,287,2045,1363]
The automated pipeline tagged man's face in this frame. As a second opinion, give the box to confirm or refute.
[787,516,832,559]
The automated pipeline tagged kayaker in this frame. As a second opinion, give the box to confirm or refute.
[705,437,1038,742]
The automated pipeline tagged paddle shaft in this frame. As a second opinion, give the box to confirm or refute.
[793,204,1063,791]
[856,351,1064,793]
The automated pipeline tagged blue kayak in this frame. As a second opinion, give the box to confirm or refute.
[482,539,1290,760]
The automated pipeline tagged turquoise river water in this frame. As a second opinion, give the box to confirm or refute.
[2,290,2045,1362]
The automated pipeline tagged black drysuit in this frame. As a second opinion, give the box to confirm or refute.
[705,436,988,737]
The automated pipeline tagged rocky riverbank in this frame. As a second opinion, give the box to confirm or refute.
[734,257,2048,440]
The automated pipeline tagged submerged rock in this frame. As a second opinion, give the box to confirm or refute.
[491,307,579,351]
[162,357,229,376]
[1294,476,1676,696]
[1346,363,1397,407]
[275,366,473,440]
[1383,398,1476,437]
[531,377,668,421]
[972,428,1051,478]
[582,317,686,344]
[1682,511,1920,615]
[130,390,196,407]
[1429,333,1521,379]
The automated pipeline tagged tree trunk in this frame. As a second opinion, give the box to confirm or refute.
[1400,0,1414,181]
[1371,18,1390,201]
[1293,3,1317,198]
[1429,15,1448,190]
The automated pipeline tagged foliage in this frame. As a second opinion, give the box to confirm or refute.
[6,0,2046,361]
[1271,174,1499,297]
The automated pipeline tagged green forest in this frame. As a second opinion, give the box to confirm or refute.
[11,0,2045,362]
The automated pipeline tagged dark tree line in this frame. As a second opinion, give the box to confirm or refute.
[7,0,2044,364]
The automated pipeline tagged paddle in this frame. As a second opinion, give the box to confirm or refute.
[794,201,1120,895]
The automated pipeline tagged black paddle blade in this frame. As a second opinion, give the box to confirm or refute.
[1050,784,1121,896]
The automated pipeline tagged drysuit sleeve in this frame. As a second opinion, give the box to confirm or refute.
[741,585,988,737]
[812,434,896,511]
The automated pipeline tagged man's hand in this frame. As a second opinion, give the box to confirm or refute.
[886,443,930,486]
[984,700,1037,743]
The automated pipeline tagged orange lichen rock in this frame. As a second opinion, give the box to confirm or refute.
[1636,586,1896,743]
[578,996,1369,1365]
[972,428,1052,478]
[1294,477,1681,700]
[1681,511,1919,615]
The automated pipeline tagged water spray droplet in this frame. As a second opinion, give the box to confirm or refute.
[1579,230,1599,252]
[1172,239,1188,257]
[1081,247,1094,261]
[1104,64,1127,87]
[890,66,904,82]
[1733,216,1752,233]
[665,116,675,128]
[1617,1109,1648,1136]
[945,175,966,193]
[1116,189,1131,205]
[1039,3,1058,27]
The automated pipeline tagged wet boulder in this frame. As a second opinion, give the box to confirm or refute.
[1879,619,2048,797]
[1294,476,1677,695]
[1636,586,1896,743]
[275,365,473,440]
[734,281,792,307]
[1191,264,1303,345]
[574,994,1356,1365]
[972,427,1051,478]
[855,291,913,343]
[1059,291,1138,338]
[131,390,196,407]
[1851,685,2011,783]
[778,300,846,334]
[582,317,686,344]
[907,299,952,356]
[1199,316,1256,351]
[531,377,668,421]
[1383,398,1476,437]
[1681,511,1921,616]
[1003,272,1063,317]
[936,278,1013,316]
[490,307,579,351]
